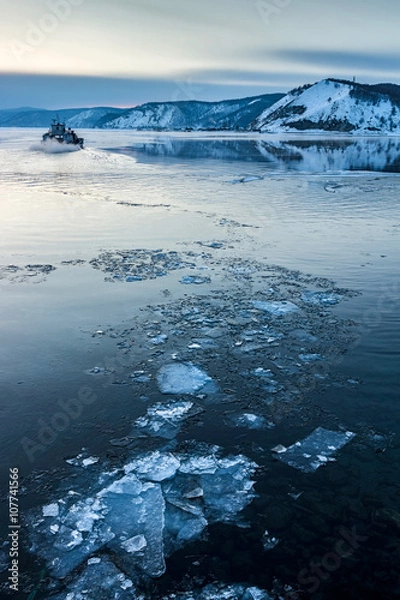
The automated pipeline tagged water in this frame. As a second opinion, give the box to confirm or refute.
[0,129,399,599]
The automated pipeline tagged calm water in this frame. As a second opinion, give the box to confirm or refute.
[0,130,399,599]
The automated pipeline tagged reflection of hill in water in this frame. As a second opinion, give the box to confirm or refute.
[113,137,400,173]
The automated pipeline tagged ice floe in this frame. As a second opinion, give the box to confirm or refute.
[47,557,138,600]
[301,290,341,306]
[252,301,300,316]
[180,275,211,285]
[133,400,202,439]
[89,248,210,283]
[273,427,355,473]
[157,363,216,395]
[28,446,257,583]
[225,413,272,430]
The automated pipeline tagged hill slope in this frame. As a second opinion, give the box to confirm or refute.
[252,79,400,133]
[99,94,284,130]
[0,107,126,128]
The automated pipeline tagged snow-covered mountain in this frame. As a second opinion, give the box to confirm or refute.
[98,94,284,130]
[2,79,400,133]
[0,107,126,128]
[252,79,400,133]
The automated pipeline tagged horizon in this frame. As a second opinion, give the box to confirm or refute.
[1,1,400,109]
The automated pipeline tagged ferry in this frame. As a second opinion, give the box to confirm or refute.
[42,119,84,148]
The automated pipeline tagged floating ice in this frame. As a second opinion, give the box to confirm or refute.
[252,300,300,315]
[299,353,324,362]
[47,557,137,600]
[42,503,59,518]
[180,275,211,285]
[232,174,264,184]
[157,363,215,395]
[125,451,181,482]
[263,530,279,551]
[164,583,271,600]
[66,453,99,468]
[150,334,168,345]
[225,413,270,430]
[301,290,341,306]
[90,248,196,283]
[134,400,201,439]
[274,427,355,473]
[29,447,257,582]
[121,534,148,554]
[197,241,224,249]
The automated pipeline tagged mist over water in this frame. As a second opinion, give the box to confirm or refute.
[30,139,81,153]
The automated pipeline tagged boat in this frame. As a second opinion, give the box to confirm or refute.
[42,118,84,148]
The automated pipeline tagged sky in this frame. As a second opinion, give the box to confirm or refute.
[0,0,399,109]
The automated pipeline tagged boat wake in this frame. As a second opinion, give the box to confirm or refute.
[30,140,82,154]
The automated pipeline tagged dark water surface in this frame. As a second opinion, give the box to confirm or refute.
[0,130,399,599]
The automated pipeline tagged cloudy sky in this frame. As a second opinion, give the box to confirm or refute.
[0,0,399,108]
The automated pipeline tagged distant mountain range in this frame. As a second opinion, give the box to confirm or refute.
[2,79,400,133]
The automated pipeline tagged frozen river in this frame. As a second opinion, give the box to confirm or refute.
[0,130,399,599]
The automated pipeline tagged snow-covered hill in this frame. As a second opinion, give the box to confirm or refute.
[99,94,284,131]
[2,79,400,133]
[0,107,126,128]
[252,79,400,133]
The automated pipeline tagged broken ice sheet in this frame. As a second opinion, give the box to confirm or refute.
[180,275,211,285]
[301,290,341,306]
[164,583,272,599]
[274,427,355,473]
[263,530,279,551]
[133,400,203,439]
[225,413,272,430]
[157,362,217,395]
[28,446,257,582]
[252,300,300,316]
[65,453,99,468]
[47,557,138,600]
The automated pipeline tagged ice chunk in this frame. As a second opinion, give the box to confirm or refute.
[125,451,181,482]
[301,290,341,306]
[157,362,215,395]
[104,481,166,578]
[225,413,271,430]
[42,503,59,517]
[180,275,211,285]
[263,530,279,551]
[164,583,271,599]
[253,300,300,315]
[179,454,220,475]
[99,473,144,496]
[274,428,355,473]
[150,334,168,345]
[66,453,99,468]
[121,534,147,554]
[134,400,200,439]
[29,447,257,583]
[299,353,324,362]
[47,557,137,600]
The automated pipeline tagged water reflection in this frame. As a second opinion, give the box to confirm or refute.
[109,136,400,173]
